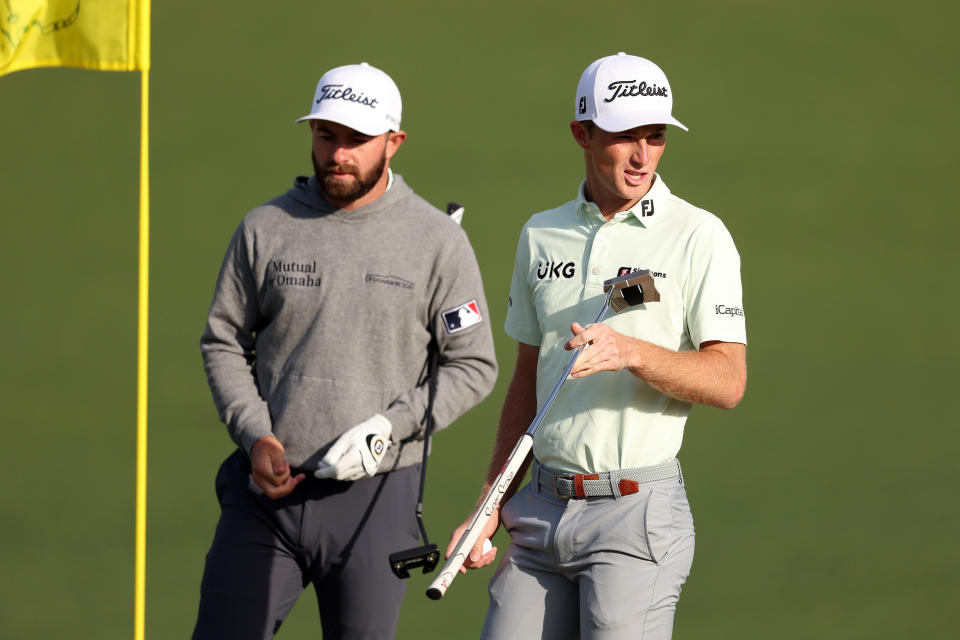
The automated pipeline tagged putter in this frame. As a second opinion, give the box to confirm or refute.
[426,269,659,600]
[388,202,465,579]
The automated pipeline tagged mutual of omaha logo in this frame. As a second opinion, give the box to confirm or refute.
[442,299,483,334]
[270,259,320,288]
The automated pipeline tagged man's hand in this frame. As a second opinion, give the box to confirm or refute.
[445,503,500,574]
[314,414,392,481]
[250,435,306,499]
[566,321,636,378]
[566,322,747,409]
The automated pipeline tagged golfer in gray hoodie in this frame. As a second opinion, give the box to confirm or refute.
[193,62,497,640]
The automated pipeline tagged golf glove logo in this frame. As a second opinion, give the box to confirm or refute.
[314,414,392,481]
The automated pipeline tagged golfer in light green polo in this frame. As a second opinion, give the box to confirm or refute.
[447,53,747,639]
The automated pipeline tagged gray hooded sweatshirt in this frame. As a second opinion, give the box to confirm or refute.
[201,173,498,471]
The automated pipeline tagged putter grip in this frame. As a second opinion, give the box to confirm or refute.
[426,435,534,600]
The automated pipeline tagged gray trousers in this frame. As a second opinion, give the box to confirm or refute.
[192,449,420,640]
[482,461,695,640]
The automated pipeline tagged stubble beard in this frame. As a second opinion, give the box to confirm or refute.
[313,151,387,206]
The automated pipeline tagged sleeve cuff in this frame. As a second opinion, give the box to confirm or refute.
[239,427,275,456]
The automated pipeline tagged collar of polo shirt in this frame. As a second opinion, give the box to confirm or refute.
[575,174,670,227]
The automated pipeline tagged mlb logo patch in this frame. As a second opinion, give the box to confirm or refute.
[442,299,483,333]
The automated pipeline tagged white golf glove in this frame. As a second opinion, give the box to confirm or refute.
[314,414,392,481]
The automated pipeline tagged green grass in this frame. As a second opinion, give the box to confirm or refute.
[2,1,958,637]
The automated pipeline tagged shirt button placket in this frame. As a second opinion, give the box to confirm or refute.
[586,224,609,289]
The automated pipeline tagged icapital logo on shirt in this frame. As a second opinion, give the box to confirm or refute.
[715,304,744,317]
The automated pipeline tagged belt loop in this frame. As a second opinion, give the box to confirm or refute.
[531,459,542,494]
[609,469,622,499]
[553,475,565,499]
[573,474,586,499]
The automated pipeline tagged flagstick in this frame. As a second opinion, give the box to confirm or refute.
[134,65,150,640]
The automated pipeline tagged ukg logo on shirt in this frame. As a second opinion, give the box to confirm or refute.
[536,261,576,279]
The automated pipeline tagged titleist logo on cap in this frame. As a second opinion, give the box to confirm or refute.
[604,80,669,103]
[316,84,379,109]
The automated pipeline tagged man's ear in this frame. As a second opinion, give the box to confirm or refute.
[569,121,591,150]
[385,130,407,159]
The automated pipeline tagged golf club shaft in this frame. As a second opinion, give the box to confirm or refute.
[426,291,614,600]
[426,432,533,599]
[524,296,611,437]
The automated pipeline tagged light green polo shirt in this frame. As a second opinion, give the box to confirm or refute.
[505,175,746,473]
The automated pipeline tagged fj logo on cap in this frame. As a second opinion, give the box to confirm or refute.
[578,96,587,115]
[442,300,483,334]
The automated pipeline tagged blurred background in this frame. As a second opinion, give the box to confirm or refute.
[2,1,958,637]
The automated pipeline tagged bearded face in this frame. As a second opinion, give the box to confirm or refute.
[313,147,387,205]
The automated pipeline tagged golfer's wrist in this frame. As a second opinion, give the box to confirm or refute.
[250,434,279,456]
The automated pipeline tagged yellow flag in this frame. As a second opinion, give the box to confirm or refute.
[1,0,149,76]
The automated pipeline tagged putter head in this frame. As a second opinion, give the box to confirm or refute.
[603,269,660,312]
[389,544,440,579]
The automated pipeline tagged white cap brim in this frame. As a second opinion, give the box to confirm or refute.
[295,110,393,136]
[592,112,689,133]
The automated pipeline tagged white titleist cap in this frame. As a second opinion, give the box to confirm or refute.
[296,62,402,136]
[575,52,687,132]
